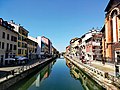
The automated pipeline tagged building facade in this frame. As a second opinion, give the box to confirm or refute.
[36,36,52,58]
[103,0,120,62]
[66,45,70,55]
[80,29,102,61]
[70,38,81,58]
[8,20,29,56]
[67,29,102,63]
[0,18,18,65]
[85,30,102,61]
[27,36,38,59]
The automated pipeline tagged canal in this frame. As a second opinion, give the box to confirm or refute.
[9,58,104,90]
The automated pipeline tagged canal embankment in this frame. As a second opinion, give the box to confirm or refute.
[0,56,57,90]
[9,58,85,90]
[64,55,120,90]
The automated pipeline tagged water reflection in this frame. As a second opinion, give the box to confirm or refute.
[66,59,105,90]
[34,60,55,88]
[9,60,56,90]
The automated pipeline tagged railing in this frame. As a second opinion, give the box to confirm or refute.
[0,57,53,83]
[66,56,120,88]
[0,61,40,81]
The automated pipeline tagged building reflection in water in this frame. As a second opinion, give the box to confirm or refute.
[35,60,54,87]
[35,60,56,88]
[36,74,40,87]
[9,60,56,90]
[65,59,105,90]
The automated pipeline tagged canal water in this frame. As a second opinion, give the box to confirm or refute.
[9,58,104,90]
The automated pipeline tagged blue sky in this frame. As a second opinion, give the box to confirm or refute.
[0,0,109,52]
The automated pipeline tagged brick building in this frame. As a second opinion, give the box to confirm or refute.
[103,0,120,62]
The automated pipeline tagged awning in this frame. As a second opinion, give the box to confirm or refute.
[4,58,15,61]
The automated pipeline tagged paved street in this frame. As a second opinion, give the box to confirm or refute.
[66,56,120,90]
[0,58,52,83]
[73,57,116,76]
[0,59,39,72]
[90,60,115,76]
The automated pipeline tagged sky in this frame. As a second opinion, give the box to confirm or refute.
[0,0,109,52]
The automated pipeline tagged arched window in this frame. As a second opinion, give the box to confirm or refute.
[111,10,118,18]
[110,9,118,42]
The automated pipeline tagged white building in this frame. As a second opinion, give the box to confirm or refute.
[80,29,102,61]
[36,36,52,58]
[0,18,18,65]
[27,36,38,59]
[36,36,43,58]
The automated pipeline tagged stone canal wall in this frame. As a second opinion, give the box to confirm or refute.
[65,56,120,90]
[0,57,57,90]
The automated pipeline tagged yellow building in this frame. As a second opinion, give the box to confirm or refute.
[9,20,29,56]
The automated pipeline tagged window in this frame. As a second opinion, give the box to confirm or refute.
[22,36,26,41]
[22,43,24,48]
[18,49,21,54]
[22,49,24,54]
[0,42,1,48]
[7,34,9,40]
[119,38,120,42]
[18,42,21,47]
[18,35,21,40]
[2,32,5,39]
[13,45,17,50]
[11,36,17,42]
[25,50,27,54]
[5,53,8,58]
[25,44,27,48]
[11,36,13,41]
[1,55,4,63]
[6,43,9,50]
[2,42,4,49]
[10,44,12,50]
[14,37,17,42]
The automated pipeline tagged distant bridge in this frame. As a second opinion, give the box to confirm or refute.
[58,53,65,59]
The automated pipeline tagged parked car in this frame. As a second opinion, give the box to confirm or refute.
[14,56,28,64]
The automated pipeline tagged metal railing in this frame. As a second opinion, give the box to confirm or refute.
[0,57,53,83]
[66,55,120,88]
